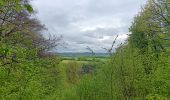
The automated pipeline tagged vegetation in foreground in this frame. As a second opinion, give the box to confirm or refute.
[0,0,170,100]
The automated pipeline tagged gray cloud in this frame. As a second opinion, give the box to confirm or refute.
[31,0,147,53]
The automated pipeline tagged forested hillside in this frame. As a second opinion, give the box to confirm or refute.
[0,0,170,100]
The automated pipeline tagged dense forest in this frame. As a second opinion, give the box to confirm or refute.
[0,0,170,100]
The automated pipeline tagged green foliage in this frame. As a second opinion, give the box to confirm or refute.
[65,61,81,84]
[24,4,33,13]
[0,0,169,100]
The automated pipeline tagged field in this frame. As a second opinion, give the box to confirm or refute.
[61,56,109,63]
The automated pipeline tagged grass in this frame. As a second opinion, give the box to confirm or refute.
[51,56,110,99]
[61,60,88,64]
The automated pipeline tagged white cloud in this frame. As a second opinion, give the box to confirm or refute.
[31,0,147,52]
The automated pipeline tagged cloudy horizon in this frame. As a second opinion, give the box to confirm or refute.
[31,0,147,53]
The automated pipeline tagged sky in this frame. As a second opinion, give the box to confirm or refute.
[31,0,147,53]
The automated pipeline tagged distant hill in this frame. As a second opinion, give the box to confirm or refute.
[58,52,109,57]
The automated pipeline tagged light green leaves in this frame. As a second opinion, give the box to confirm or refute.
[0,0,33,13]
[0,0,4,5]
[24,4,33,13]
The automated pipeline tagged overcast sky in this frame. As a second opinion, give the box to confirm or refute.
[31,0,147,53]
